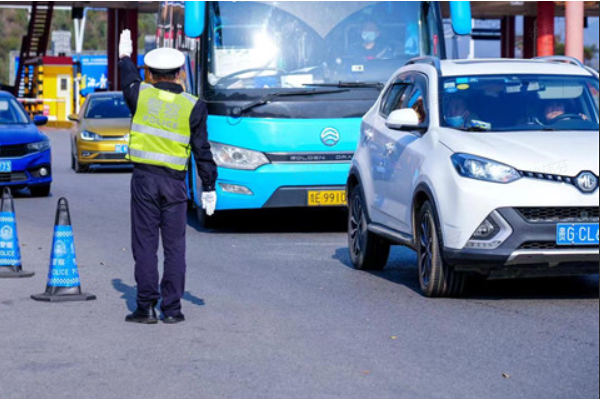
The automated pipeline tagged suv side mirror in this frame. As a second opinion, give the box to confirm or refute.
[386,109,421,131]
[68,114,79,122]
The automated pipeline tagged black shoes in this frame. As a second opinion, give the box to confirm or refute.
[162,313,185,324]
[125,307,158,324]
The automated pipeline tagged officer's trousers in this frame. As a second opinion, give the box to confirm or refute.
[130,168,187,317]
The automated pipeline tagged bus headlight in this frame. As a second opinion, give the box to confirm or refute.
[211,142,270,170]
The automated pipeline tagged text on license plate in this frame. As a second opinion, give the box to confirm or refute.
[0,161,12,173]
[557,224,599,246]
[308,190,347,207]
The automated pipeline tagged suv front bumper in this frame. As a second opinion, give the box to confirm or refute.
[443,207,599,278]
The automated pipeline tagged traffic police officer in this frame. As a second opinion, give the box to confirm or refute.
[118,30,218,324]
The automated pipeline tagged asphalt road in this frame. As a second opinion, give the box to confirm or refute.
[0,129,598,399]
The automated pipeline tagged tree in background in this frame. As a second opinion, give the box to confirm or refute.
[555,37,598,67]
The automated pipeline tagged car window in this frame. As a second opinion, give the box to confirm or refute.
[588,82,599,111]
[85,96,132,119]
[380,84,409,118]
[403,74,429,125]
[0,98,30,125]
[441,75,599,132]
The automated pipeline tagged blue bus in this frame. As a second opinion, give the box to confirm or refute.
[167,1,471,226]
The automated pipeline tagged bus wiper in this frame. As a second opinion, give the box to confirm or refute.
[232,89,349,117]
[304,82,384,89]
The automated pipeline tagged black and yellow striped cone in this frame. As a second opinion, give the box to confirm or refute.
[0,188,34,279]
[31,198,96,302]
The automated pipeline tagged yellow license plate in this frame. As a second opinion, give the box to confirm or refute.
[308,190,347,206]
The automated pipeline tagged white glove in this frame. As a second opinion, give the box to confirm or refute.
[202,191,217,217]
[119,29,133,59]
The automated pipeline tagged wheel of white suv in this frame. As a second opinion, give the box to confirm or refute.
[417,201,466,297]
[348,185,391,271]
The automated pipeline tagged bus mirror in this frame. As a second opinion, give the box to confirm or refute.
[450,1,472,36]
[185,1,206,38]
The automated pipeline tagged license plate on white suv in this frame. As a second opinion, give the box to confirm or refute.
[557,224,600,246]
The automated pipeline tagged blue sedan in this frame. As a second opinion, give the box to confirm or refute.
[0,91,52,197]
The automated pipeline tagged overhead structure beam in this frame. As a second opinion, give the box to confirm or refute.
[0,1,158,13]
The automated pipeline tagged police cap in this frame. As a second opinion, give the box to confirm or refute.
[144,48,186,74]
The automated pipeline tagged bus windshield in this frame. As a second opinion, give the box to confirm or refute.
[206,1,441,98]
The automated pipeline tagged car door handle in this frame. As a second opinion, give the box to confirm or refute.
[385,143,396,155]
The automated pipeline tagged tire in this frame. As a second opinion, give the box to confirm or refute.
[417,201,466,298]
[30,185,51,197]
[348,185,391,271]
[74,154,89,174]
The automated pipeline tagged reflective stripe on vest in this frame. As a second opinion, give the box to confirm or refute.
[128,86,198,172]
[130,123,190,145]
[129,148,188,167]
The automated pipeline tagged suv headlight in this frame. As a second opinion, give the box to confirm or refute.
[211,142,270,170]
[27,140,50,153]
[81,130,102,141]
[452,154,521,184]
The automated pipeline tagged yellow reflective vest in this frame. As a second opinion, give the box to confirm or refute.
[127,84,198,171]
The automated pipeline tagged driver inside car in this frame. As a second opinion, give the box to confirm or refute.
[353,21,393,61]
[543,100,589,123]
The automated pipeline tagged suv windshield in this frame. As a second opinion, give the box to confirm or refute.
[441,75,599,132]
[85,95,132,119]
[0,97,30,125]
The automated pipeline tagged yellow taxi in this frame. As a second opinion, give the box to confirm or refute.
[68,92,132,173]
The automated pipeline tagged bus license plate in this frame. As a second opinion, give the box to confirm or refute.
[0,161,12,173]
[308,190,347,207]
[557,224,600,246]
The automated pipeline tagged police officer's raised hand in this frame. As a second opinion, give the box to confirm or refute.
[202,192,217,216]
[119,29,133,59]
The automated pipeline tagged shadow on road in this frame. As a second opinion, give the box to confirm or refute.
[187,207,348,234]
[112,279,206,312]
[332,247,600,300]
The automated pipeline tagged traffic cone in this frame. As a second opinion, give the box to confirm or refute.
[0,188,34,279]
[31,198,96,302]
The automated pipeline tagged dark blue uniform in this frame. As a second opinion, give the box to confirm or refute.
[120,57,217,317]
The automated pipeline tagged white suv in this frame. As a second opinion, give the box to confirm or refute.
[347,57,599,297]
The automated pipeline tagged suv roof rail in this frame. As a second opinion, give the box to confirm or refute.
[406,57,442,73]
[534,55,586,68]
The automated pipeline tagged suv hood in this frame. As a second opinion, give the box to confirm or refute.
[0,123,47,145]
[439,129,599,176]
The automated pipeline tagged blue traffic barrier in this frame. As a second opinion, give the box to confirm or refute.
[31,198,96,302]
[0,188,34,279]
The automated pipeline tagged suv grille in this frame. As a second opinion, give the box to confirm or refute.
[517,207,599,223]
[520,242,599,251]
[0,144,29,158]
